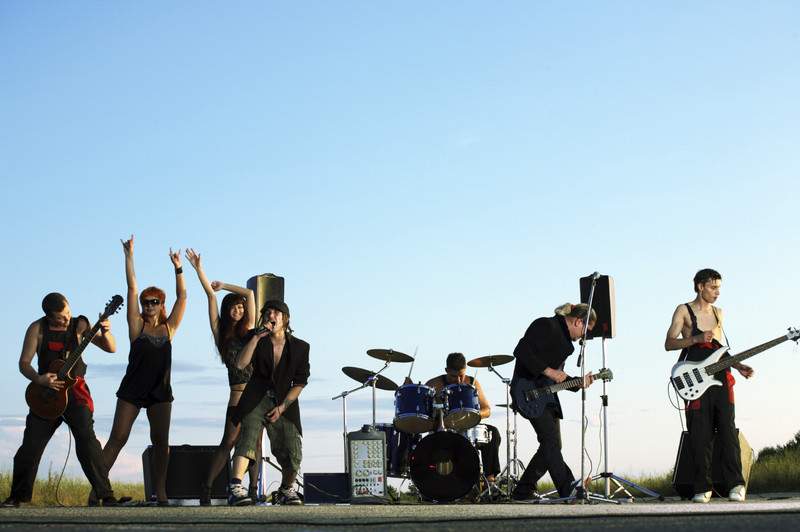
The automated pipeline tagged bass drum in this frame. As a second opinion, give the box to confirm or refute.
[409,431,480,502]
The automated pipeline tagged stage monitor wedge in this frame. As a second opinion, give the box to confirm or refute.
[579,274,616,339]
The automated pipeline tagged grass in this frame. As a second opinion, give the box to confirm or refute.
[4,432,799,505]
[0,467,143,507]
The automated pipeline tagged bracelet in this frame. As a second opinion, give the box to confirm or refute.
[175,267,183,275]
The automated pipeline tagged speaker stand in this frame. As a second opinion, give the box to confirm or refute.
[590,338,663,501]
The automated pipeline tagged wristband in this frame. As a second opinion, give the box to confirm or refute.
[175,267,183,275]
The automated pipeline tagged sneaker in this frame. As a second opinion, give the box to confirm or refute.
[276,486,302,506]
[227,483,252,506]
[692,491,712,503]
[1,497,20,508]
[728,485,746,502]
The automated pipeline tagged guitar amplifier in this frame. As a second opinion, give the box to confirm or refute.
[672,430,754,499]
[142,445,230,500]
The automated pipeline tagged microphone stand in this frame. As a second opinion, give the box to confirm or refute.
[540,272,618,505]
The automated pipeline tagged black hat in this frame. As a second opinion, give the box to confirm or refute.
[262,300,290,317]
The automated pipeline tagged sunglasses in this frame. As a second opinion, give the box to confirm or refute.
[142,298,161,307]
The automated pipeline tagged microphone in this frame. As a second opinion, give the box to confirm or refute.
[248,321,276,339]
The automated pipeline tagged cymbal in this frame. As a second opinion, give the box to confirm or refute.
[495,403,509,408]
[342,366,399,391]
[467,354,515,368]
[367,348,414,363]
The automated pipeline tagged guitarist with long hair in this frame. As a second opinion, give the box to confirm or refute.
[509,302,596,502]
[2,293,119,508]
[665,268,753,503]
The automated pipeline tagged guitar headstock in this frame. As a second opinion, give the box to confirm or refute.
[102,295,124,320]
[788,327,800,343]
[596,368,614,382]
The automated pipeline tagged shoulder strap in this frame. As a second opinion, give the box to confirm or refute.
[684,303,699,331]
[712,306,731,347]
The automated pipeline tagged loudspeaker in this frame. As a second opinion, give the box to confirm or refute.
[672,429,754,499]
[142,445,230,500]
[248,273,285,315]
[579,274,616,339]
[303,473,350,504]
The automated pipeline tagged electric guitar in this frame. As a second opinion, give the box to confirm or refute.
[511,368,614,420]
[670,327,800,401]
[25,296,124,419]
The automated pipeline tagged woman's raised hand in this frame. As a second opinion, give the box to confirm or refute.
[210,280,223,292]
[121,234,134,257]
[185,248,201,270]
[169,247,182,269]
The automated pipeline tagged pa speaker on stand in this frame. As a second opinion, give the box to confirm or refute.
[579,274,615,339]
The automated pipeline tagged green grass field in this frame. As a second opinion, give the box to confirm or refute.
[3,432,799,506]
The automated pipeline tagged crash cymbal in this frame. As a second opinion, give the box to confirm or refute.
[467,354,515,368]
[367,348,414,363]
[342,366,399,391]
[495,403,510,408]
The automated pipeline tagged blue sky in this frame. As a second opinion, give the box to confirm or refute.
[1,1,799,488]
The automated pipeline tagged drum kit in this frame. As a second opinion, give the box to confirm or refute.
[332,348,524,502]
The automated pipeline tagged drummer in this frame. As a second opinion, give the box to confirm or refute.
[409,352,501,484]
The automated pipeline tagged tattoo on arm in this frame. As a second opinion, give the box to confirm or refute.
[282,397,295,410]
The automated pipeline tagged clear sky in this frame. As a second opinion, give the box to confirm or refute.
[1,1,799,490]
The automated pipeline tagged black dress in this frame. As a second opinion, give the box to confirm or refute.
[116,332,173,408]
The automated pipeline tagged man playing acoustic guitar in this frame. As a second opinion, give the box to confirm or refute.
[665,268,753,503]
[2,293,119,507]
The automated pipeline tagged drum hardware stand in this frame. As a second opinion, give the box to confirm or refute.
[331,360,392,473]
[496,404,526,497]
[590,338,663,501]
[485,362,518,500]
[538,272,618,505]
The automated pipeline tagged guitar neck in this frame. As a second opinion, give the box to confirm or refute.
[544,376,584,394]
[705,335,789,374]
[57,321,102,379]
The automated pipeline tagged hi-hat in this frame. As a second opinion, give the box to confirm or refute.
[467,354,515,368]
[367,348,414,363]
[342,366,399,391]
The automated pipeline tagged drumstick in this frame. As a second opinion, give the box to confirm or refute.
[406,346,418,380]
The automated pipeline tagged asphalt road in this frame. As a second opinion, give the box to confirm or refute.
[2,495,800,531]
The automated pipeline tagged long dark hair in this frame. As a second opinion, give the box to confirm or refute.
[216,293,250,356]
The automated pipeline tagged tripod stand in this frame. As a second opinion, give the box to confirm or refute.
[590,338,662,501]
[484,362,525,500]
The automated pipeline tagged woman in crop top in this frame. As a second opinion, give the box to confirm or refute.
[101,235,187,505]
[185,248,259,505]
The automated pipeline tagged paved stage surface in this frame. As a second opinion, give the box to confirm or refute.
[2,494,800,531]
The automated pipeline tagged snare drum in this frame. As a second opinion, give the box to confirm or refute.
[465,423,491,446]
[394,384,436,433]
[443,383,480,431]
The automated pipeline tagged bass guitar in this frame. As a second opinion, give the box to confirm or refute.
[670,327,799,401]
[511,368,614,420]
[25,295,124,419]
